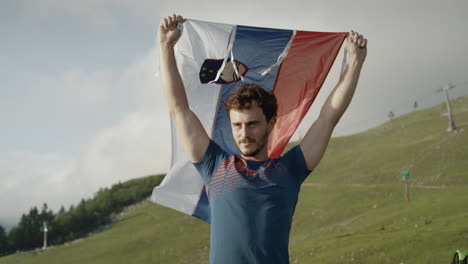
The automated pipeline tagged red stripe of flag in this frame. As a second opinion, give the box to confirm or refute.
[268,31,348,158]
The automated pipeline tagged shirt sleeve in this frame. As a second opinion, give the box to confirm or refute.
[281,144,313,185]
[192,140,230,184]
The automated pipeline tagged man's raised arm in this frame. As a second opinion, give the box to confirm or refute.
[159,14,210,163]
[300,31,368,171]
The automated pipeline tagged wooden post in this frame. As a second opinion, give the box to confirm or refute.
[401,170,410,202]
[404,181,410,202]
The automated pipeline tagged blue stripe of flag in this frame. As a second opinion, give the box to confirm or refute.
[212,26,293,154]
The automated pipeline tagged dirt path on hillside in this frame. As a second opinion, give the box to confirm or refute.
[301,183,468,189]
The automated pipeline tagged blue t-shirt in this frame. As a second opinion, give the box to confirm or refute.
[193,140,312,264]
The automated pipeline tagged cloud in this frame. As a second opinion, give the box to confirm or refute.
[53,68,114,106]
[76,109,171,192]
[72,47,172,190]
[18,0,160,26]
[119,48,166,112]
[0,151,78,229]
[11,67,115,111]
[0,43,171,229]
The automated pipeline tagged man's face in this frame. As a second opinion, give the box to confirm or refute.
[229,103,275,160]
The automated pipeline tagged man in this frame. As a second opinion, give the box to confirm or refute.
[159,14,367,264]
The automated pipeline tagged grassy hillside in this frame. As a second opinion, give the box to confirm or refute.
[1,96,467,264]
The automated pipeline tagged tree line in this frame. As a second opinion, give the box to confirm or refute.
[0,174,164,257]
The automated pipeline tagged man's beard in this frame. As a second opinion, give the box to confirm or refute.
[237,130,269,158]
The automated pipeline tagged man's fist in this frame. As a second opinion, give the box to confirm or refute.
[347,31,367,64]
[159,14,186,46]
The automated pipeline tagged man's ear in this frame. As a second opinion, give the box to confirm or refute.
[268,116,277,132]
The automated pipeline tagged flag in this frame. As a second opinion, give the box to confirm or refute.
[151,19,347,223]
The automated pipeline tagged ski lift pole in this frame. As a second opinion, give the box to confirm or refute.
[436,83,457,132]
[443,88,457,131]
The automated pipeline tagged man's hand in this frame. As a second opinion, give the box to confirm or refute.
[346,31,367,64]
[158,14,185,46]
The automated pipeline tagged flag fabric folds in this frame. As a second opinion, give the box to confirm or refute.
[151,19,347,223]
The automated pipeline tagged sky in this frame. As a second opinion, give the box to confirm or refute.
[1,0,467,230]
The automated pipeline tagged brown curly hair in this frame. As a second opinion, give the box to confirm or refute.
[223,83,278,122]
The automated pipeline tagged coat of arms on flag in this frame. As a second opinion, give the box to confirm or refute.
[151,19,347,222]
[199,58,248,84]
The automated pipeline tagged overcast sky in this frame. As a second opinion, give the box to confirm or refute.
[1,0,467,230]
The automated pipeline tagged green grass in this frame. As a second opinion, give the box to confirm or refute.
[2,96,468,264]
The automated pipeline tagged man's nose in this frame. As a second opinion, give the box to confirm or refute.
[239,124,249,138]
